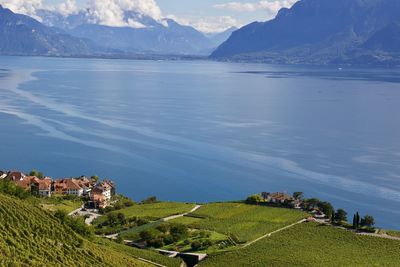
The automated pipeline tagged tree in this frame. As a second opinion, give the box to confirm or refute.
[361,215,375,228]
[246,194,263,204]
[142,196,158,204]
[318,201,334,219]
[293,192,304,200]
[90,175,99,183]
[331,209,336,223]
[191,241,202,250]
[30,169,44,179]
[335,209,348,223]
[140,229,158,242]
[170,223,188,241]
[353,212,361,229]
[261,192,270,200]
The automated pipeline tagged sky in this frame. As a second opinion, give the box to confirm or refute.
[0,0,298,32]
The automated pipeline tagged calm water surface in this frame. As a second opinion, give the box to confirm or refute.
[0,56,399,229]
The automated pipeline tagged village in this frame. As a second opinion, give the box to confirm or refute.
[0,169,115,209]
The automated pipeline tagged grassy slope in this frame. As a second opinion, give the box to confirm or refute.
[0,193,172,267]
[96,202,196,225]
[37,197,82,213]
[181,202,307,242]
[200,223,400,267]
[387,230,400,238]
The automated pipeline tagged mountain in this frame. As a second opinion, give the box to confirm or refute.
[362,22,400,52]
[206,27,237,48]
[38,10,215,55]
[0,5,92,56]
[211,0,400,65]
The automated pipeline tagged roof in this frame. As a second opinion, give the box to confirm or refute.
[15,179,30,190]
[6,171,26,181]
[269,192,292,201]
[64,179,82,190]
[37,179,52,190]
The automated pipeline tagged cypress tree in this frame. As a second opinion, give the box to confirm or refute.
[352,214,356,229]
[356,212,360,229]
[331,209,335,223]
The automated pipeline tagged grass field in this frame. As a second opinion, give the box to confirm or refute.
[102,202,196,222]
[200,223,400,267]
[37,197,82,213]
[175,202,307,243]
[387,230,400,238]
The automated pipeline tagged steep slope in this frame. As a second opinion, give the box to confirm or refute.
[362,23,400,52]
[0,193,150,266]
[0,5,91,56]
[211,0,400,64]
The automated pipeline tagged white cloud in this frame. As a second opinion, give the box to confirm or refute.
[86,0,161,28]
[54,0,79,16]
[214,0,297,15]
[0,0,44,20]
[167,15,240,33]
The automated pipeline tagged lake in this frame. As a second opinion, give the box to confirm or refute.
[0,56,399,229]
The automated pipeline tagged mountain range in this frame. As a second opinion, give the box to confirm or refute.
[211,0,400,65]
[1,1,400,65]
[0,5,91,56]
[0,5,232,56]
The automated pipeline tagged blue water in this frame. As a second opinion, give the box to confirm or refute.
[0,56,399,229]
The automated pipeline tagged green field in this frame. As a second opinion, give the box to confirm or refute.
[175,202,307,242]
[200,223,400,267]
[101,202,195,222]
[387,230,400,238]
[0,193,155,266]
[37,197,82,213]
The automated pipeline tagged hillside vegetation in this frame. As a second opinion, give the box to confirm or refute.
[176,202,307,243]
[0,193,163,266]
[200,223,400,267]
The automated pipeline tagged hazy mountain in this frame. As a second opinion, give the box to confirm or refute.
[206,27,237,48]
[362,23,400,52]
[38,10,215,55]
[211,0,400,65]
[0,5,91,56]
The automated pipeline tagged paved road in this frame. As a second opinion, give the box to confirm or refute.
[242,219,307,248]
[161,205,202,222]
[68,205,84,216]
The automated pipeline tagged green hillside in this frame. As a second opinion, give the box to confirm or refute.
[174,202,307,242]
[0,193,173,266]
[199,223,400,267]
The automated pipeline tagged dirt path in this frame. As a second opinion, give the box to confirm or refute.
[242,219,307,248]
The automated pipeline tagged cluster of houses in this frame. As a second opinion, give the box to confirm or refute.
[261,191,329,222]
[261,191,302,208]
[0,170,115,209]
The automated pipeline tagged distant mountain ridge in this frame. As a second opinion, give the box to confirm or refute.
[0,5,92,56]
[211,0,400,65]
[37,9,226,55]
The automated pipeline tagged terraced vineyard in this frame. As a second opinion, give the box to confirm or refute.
[176,202,307,242]
[0,193,177,266]
[199,223,400,267]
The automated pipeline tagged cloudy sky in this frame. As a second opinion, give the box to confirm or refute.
[0,0,298,32]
